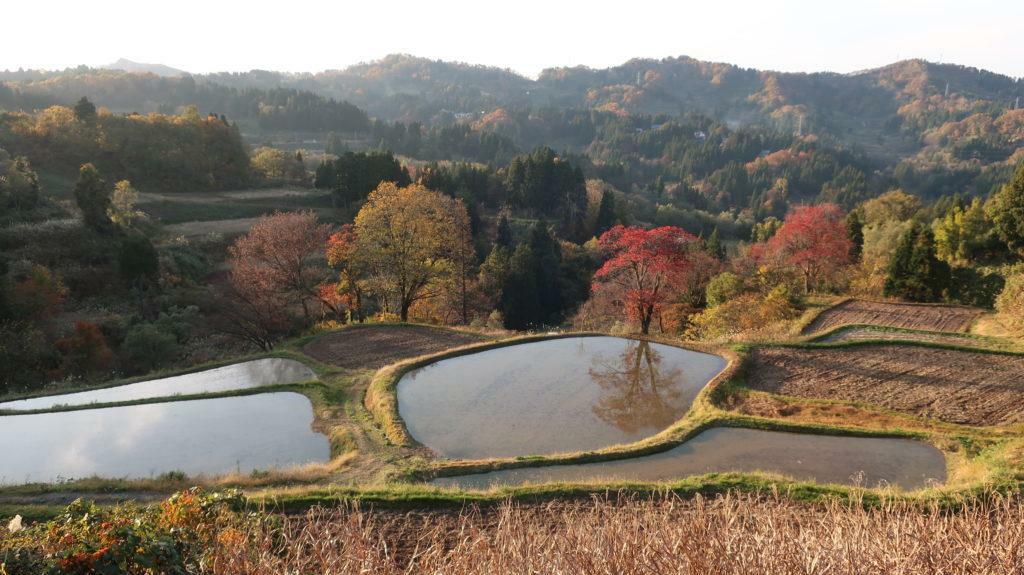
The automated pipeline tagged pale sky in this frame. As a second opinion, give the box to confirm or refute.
[3,0,1022,79]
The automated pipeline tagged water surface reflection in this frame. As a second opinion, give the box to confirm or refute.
[397,337,726,459]
[431,428,947,491]
[0,392,330,484]
[0,358,316,412]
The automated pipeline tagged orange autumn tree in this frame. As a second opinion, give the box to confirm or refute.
[228,210,336,322]
[591,225,709,334]
[324,224,368,322]
[754,203,853,293]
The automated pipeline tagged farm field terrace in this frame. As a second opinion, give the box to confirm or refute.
[2,299,1023,519]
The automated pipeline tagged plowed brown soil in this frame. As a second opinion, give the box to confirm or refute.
[747,345,1024,426]
[803,300,981,335]
[303,325,484,370]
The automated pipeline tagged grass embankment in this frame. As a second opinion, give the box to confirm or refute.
[364,331,606,447]
[363,332,940,482]
[355,321,1020,508]
[4,315,1023,517]
[0,350,325,416]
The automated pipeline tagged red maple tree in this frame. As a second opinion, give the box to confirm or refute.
[324,224,367,322]
[592,225,710,334]
[755,204,852,293]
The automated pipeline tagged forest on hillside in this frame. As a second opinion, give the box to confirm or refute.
[1,54,1024,393]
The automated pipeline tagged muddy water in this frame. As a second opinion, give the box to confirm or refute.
[0,392,330,484]
[397,337,727,459]
[431,428,947,491]
[0,358,316,412]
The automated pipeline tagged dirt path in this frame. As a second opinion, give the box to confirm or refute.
[303,325,485,370]
[748,345,1024,426]
[803,300,982,335]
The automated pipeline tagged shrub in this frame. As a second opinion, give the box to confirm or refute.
[947,267,1005,308]
[6,263,66,320]
[705,271,744,308]
[122,323,180,373]
[118,234,160,286]
[55,321,114,378]
[0,489,242,574]
[688,285,798,339]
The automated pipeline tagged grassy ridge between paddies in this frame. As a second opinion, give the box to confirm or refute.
[361,332,939,481]
[3,318,1023,517]
[0,322,497,499]
[0,349,325,417]
[358,323,1021,506]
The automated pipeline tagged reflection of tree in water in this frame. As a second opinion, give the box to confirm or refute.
[590,341,689,433]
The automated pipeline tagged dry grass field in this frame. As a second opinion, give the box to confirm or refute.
[204,494,1024,574]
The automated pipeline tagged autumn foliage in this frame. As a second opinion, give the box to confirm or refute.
[753,204,852,293]
[55,321,113,377]
[350,182,472,321]
[324,224,367,322]
[229,211,334,320]
[592,225,714,334]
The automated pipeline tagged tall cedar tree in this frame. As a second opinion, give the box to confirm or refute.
[845,209,865,261]
[73,163,113,233]
[73,96,96,121]
[495,212,514,249]
[706,226,725,260]
[501,223,565,330]
[504,147,587,238]
[319,150,410,210]
[594,190,619,236]
[884,224,951,301]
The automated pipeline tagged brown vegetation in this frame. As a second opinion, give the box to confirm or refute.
[302,325,483,370]
[748,345,1024,426]
[802,299,982,334]
[207,494,1024,574]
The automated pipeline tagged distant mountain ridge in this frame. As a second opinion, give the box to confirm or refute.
[3,54,1022,188]
[101,58,187,78]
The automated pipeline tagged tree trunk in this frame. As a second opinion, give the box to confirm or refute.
[640,305,654,335]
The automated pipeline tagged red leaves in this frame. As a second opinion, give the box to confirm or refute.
[756,204,852,291]
[592,225,708,333]
[325,224,357,268]
[55,321,113,377]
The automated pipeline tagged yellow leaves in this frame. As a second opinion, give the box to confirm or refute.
[352,182,472,318]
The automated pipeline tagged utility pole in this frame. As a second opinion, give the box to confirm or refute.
[637,70,641,87]
[944,81,950,98]
[796,115,803,137]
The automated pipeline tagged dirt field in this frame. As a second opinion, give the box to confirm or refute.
[811,327,987,343]
[747,345,1024,426]
[303,325,485,370]
[803,299,982,334]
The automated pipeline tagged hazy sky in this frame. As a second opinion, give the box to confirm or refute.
[3,0,1022,78]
